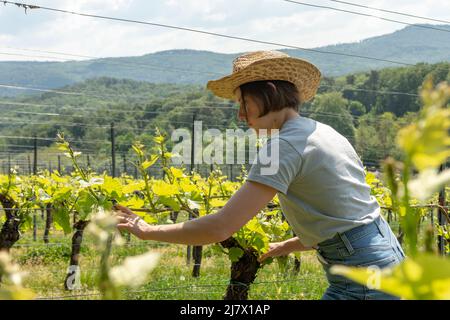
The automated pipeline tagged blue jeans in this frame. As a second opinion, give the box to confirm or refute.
[316,216,406,300]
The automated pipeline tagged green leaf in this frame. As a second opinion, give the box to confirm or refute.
[122,196,145,209]
[20,214,33,231]
[142,155,158,170]
[396,83,450,171]
[101,176,123,198]
[153,135,165,144]
[228,247,244,263]
[122,181,145,194]
[211,244,226,255]
[188,191,203,202]
[52,187,72,202]
[158,196,181,212]
[331,253,450,300]
[56,142,69,152]
[251,236,267,252]
[245,218,265,235]
[210,198,227,208]
[137,213,158,224]
[75,191,98,220]
[179,180,196,193]
[98,196,114,211]
[132,144,144,157]
[152,180,179,196]
[53,207,72,235]
[169,167,185,178]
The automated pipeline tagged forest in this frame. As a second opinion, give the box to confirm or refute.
[1,61,449,173]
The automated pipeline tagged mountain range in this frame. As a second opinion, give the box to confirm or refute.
[0,24,449,96]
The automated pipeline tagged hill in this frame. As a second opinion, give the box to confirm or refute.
[1,24,449,96]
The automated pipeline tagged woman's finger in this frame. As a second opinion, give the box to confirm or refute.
[115,205,131,214]
[115,210,129,216]
[117,223,131,231]
[114,212,129,220]
[258,252,270,263]
[114,204,133,215]
[116,216,128,223]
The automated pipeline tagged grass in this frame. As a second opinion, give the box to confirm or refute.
[8,210,444,300]
[11,231,328,300]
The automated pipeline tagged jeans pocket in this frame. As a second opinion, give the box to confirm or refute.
[316,247,345,265]
[316,251,330,266]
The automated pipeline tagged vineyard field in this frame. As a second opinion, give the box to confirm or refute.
[11,226,328,300]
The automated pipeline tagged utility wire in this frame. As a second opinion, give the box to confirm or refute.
[0,109,411,132]
[0,119,250,132]
[0,83,105,98]
[0,48,224,76]
[0,81,421,107]
[0,99,410,122]
[0,1,415,66]
[0,134,112,145]
[0,48,428,99]
[0,86,417,125]
[319,84,419,97]
[0,119,111,129]
[0,51,68,61]
[0,97,416,136]
[0,101,199,118]
[0,144,96,152]
[326,0,450,25]
[0,83,237,107]
[283,0,450,34]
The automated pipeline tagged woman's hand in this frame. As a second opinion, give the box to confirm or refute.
[258,237,312,263]
[110,181,276,245]
[114,204,151,240]
[258,242,292,263]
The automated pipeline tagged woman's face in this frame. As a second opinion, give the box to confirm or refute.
[234,87,272,131]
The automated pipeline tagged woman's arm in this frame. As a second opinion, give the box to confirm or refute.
[115,180,277,245]
[258,237,312,262]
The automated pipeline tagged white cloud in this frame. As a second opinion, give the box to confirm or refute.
[36,0,133,11]
[0,34,13,42]
[203,13,228,22]
[0,0,448,61]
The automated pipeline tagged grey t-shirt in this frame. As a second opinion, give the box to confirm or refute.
[247,115,380,247]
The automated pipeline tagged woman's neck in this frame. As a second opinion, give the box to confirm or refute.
[271,109,299,130]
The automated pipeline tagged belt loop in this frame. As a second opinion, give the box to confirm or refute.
[338,232,355,255]
[374,215,387,238]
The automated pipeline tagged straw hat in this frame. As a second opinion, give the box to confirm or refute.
[207,50,321,102]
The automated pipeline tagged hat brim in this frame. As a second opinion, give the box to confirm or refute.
[207,57,321,102]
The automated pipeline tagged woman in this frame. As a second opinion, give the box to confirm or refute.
[115,50,405,300]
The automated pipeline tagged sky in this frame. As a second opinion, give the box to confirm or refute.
[0,0,449,61]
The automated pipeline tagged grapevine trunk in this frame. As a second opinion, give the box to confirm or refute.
[220,237,261,300]
[64,219,89,290]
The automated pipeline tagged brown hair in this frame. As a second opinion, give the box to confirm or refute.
[239,80,301,118]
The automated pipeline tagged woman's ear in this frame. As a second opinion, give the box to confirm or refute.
[233,87,242,103]
[267,81,277,92]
